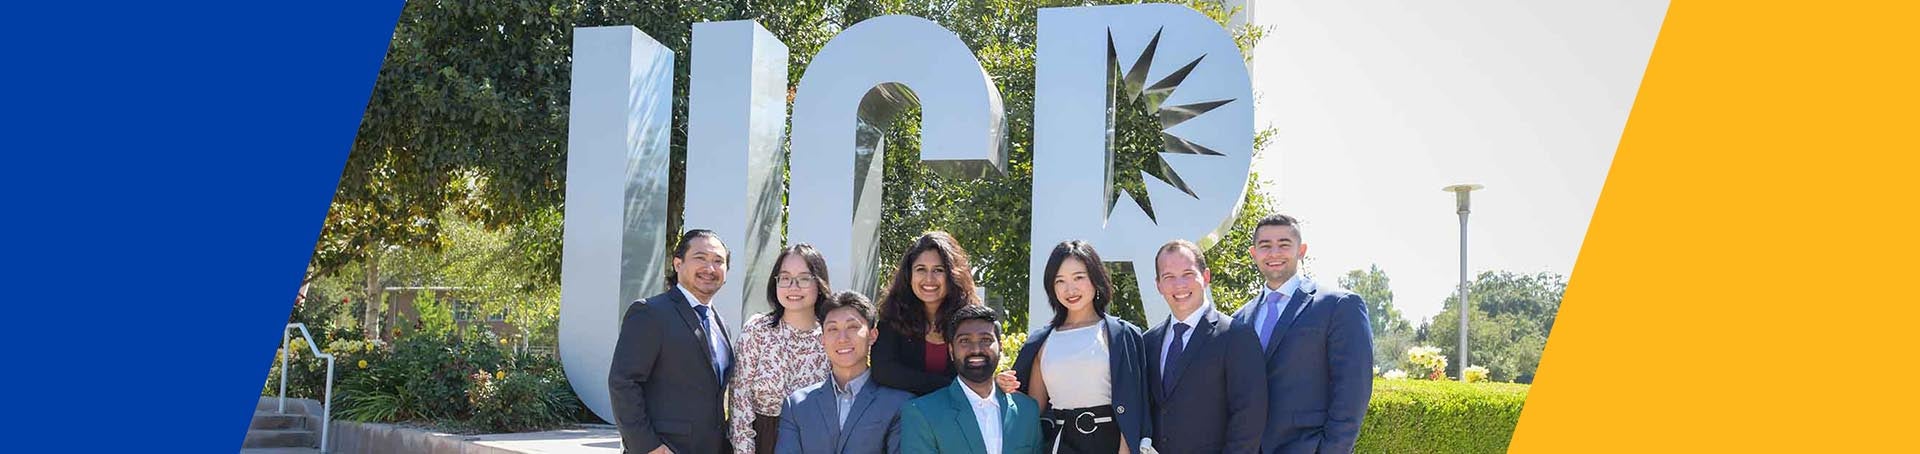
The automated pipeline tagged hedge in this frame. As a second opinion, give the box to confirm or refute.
[1357,379,1530,453]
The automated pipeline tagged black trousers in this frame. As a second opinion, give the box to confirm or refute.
[1043,405,1121,454]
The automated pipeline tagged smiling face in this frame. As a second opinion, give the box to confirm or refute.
[1051,256,1097,319]
[949,318,1001,384]
[773,254,819,313]
[1249,224,1307,288]
[909,250,950,305]
[1155,246,1210,319]
[820,305,875,371]
[673,235,729,302]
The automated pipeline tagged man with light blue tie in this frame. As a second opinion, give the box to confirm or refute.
[610,229,738,454]
[1229,215,1373,454]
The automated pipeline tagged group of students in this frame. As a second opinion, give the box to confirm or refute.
[608,214,1374,454]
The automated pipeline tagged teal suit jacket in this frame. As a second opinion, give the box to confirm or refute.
[898,380,1042,454]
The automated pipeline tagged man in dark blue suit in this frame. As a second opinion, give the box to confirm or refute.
[1143,240,1266,454]
[777,291,915,454]
[1229,215,1373,454]
[610,230,738,454]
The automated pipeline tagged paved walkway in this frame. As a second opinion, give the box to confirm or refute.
[465,425,622,453]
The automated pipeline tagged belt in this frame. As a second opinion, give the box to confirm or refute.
[1044,406,1115,435]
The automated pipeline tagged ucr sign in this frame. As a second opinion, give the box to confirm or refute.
[559,4,1253,425]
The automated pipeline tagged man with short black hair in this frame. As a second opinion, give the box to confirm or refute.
[1231,215,1374,453]
[899,305,1042,454]
[1145,239,1266,453]
[777,291,915,454]
[611,229,738,454]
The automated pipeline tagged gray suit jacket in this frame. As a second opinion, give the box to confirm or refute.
[776,376,914,454]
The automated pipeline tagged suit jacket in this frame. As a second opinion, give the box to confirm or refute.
[871,327,958,396]
[898,380,1043,454]
[1143,308,1267,454]
[776,376,915,454]
[609,289,737,454]
[1009,315,1153,452]
[1231,277,1373,454]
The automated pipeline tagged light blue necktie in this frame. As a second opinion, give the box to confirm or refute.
[693,304,724,385]
[1257,290,1284,348]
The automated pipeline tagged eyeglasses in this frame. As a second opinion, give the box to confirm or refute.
[775,276,819,289]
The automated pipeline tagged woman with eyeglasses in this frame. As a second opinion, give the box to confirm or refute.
[725,243,834,454]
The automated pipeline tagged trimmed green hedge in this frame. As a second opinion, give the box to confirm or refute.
[1358,379,1530,454]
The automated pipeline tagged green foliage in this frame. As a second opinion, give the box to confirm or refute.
[1341,265,1417,371]
[1425,271,1565,383]
[411,289,456,339]
[1358,379,1529,454]
[332,327,578,432]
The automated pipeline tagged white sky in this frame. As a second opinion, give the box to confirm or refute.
[1243,0,1669,324]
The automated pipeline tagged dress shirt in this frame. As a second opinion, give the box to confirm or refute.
[679,285,731,381]
[962,378,1003,454]
[1160,303,1214,376]
[833,370,872,428]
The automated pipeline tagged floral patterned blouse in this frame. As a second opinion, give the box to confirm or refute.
[726,312,830,454]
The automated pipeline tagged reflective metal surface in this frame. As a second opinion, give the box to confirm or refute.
[787,15,1007,297]
[1030,5,1254,330]
[559,26,676,425]
[684,20,789,334]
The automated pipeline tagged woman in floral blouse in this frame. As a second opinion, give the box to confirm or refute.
[726,243,834,454]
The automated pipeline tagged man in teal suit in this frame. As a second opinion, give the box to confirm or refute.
[898,304,1042,454]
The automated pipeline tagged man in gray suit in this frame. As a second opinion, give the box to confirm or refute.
[610,230,738,454]
[778,291,915,454]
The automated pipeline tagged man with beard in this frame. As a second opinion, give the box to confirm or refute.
[898,304,1042,454]
[610,230,738,454]
[1230,215,1373,454]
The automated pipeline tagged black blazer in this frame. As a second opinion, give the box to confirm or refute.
[1011,315,1153,453]
[1143,308,1267,454]
[608,289,737,454]
[871,326,957,396]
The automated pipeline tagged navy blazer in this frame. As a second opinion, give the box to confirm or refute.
[609,289,737,454]
[776,376,915,454]
[1232,278,1373,454]
[1143,308,1267,454]
[1010,315,1152,452]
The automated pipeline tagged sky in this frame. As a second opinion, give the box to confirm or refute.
[1241,0,1670,324]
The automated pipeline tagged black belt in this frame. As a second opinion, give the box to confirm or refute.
[1044,405,1116,435]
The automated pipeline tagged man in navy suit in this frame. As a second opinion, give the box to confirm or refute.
[777,291,915,454]
[1230,215,1373,454]
[610,230,738,454]
[1143,240,1266,454]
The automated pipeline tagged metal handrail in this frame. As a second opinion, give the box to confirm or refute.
[278,323,334,453]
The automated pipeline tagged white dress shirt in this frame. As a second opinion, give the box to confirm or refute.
[678,285,731,377]
[1159,303,1214,376]
[962,378,1003,454]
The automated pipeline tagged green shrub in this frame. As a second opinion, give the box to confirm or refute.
[1358,379,1528,454]
[332,327,578,433]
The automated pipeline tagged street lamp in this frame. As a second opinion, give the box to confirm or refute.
[1443,183,1483,381]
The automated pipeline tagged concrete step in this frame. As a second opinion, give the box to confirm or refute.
[243,429,316,449]
[250,412,309,430]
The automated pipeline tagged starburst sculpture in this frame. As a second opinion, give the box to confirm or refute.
[1105,28,1234,223]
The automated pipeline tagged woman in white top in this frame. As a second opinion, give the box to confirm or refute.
[1010,240,1153,453]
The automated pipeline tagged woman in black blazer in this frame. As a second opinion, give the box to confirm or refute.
[871,231,979,396]
[1011,240,1152,454]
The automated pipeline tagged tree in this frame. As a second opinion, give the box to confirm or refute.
[1340,265,1416,371]
[316,0,1275,338]
[1426,271,1565,382]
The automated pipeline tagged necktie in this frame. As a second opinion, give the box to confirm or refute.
[1257,291,1284,348]
[1163,322,1191,398]
[693,304,722,384]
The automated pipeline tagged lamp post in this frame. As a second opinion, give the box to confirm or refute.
[1443,183,1483,381]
